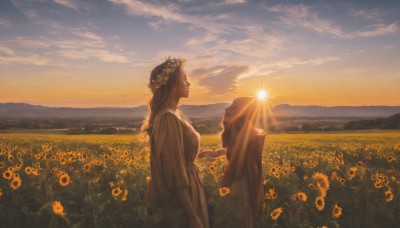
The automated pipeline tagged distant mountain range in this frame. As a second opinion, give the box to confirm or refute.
[1,103,400,119]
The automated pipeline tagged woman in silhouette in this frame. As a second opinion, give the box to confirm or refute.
[199,97,266,228]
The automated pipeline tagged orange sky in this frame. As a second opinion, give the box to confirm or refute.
[1,0,399,107]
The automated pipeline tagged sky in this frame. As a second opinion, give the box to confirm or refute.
[0,0,399,108]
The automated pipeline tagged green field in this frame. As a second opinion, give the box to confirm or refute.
[1,132,399,227]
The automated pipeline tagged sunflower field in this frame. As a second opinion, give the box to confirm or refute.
[0,132,399,228]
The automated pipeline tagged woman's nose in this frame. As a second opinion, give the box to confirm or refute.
[187,81,191,87]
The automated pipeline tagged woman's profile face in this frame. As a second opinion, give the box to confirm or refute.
[176,67,190,99]
[224,97,254,123]
[224,99,246,123]
[225,100,240,119]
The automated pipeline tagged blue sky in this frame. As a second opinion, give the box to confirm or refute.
[0,0,399,107]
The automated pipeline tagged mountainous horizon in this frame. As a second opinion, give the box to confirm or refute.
[1,102,400,119]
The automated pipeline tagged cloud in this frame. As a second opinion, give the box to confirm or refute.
[214,31,284,58]
[10,23,131,64]
[108,0,186,23]
[0,55,48,65]
[352,23,398,38]
[54,0,79,10]
[266,4,398,39]
[0,18,12,27]
[0,47,15,56]
[0,44,49,66]
[223,0,246,5]
[53,0,94,10]
[266,4,344,37]
[192,65,248,94]
[244,56,340,78]
[59,49,128,63]
[108,0,236,34]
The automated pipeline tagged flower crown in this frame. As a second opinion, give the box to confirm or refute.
[148,57,186,93]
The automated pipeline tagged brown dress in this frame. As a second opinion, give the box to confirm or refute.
[147,109,209,228]
[222,133,265,228]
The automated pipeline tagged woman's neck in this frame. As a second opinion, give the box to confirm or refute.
[164,97,180,111]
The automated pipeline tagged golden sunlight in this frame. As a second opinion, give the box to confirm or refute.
[257,90,268,101]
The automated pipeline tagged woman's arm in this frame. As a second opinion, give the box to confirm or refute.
[176,188,204,228]
[197,148,226,159]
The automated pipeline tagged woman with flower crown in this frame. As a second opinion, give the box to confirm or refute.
[142,58,208,228]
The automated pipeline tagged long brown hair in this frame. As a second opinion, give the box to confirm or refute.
[140,59,184,140]
[221,97,265,177]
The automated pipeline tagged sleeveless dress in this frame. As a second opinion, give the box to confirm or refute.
[147,109,209,228]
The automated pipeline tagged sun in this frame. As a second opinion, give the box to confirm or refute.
[257,90,268,101]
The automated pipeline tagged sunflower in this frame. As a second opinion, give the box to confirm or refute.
[121,189,128,201]
[332,204,342,218]
[270,207,283,221]
[347,167,357,180]
[313,172,330,195]
[209,163,217,173]
[0,162,4,169]
[59,173,71,187]
[385,189,394,202]
[374,182,384,188]
[296,192,307,202]
[24,166,32,174]
[2,170,12,180]
[383,179,389,186]
[83,164,91,172]
[266,188,277,200]
[10,177,22,190]
[8,155,14,163]
[52,201,64,216]
[263,179,270,185]
[330,171,337,180]
[219,187,230,197]
[315,196,325,211]
[112,187,122,197]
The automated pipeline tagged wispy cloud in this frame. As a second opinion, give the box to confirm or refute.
[7,22,131,64]
[213,31,284,58]
[266,4,398,38]
[59,49,128,63]
[108,0,236,34]
[54,0,79,10]
[53,0,94,11]
[266,4,344,37]
[352,23,398,38]
[223,0,246,5]
[0,55,48,65]
[0,44,49,66]
[243,56,340,78]
[0,47,15,56]
[191,65,248,94]
[0,18,12,27]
